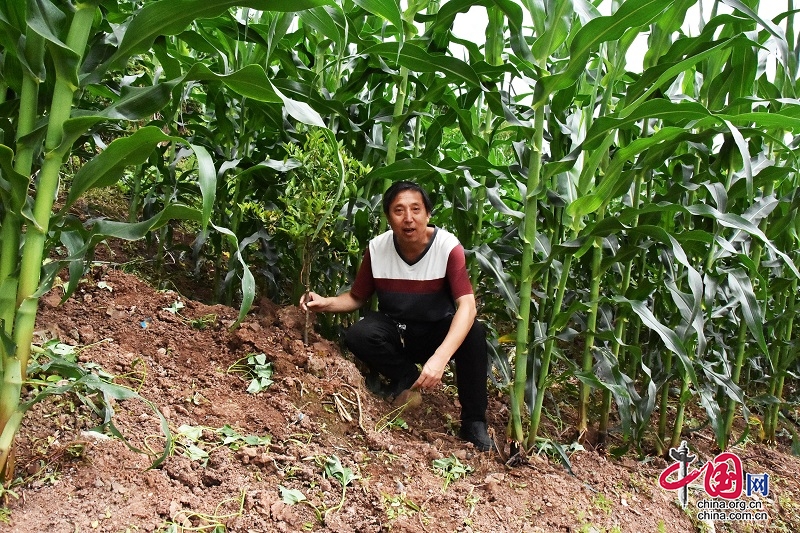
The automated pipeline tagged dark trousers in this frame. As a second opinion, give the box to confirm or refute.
[344,312,488,424]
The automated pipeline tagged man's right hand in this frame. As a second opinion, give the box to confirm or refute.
[300,291,364,314]
[300,291,323,312]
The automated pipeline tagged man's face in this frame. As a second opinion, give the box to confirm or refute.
[387,190,431,247]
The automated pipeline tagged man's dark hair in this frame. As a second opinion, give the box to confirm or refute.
[382,181,434,215]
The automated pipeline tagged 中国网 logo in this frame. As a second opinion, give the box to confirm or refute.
[658,440,769,522]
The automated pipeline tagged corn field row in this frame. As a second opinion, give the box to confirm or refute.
[0,0,799,479]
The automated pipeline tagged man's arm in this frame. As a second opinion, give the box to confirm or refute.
[300,290,365,314]
[413,293,477,390]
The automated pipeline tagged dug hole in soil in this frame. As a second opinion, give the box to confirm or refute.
[4,267,800,532]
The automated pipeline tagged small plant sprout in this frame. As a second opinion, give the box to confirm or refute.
[162,299,185,314]
[432,455,474,491]
[322,455,357,517]
[279,485,307,505]
[278,456,358,525]
[161,299,216,330]
[227,353,274,394]
[174,425,212,464]
[172,424,271,465]
[382,492,421,520]
[278,486,326,524]
[375,402,412,433]
[217,424,271,450]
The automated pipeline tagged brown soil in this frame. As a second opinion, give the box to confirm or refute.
[3,267,800,533]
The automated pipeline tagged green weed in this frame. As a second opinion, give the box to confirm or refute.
[432,455,473,491]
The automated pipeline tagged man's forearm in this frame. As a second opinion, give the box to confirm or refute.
[433,295,477,361]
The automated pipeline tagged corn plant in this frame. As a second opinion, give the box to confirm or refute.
[406,0,800,456]
[0,0,331,482]
[3,0,799,482]
[506,0,800,454]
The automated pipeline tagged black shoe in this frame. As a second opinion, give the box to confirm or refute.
[459,421,496,452]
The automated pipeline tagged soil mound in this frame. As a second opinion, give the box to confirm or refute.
[3,267,796,532]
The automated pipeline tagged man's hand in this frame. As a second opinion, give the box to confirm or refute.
[299,291,364,314]
[413,353,449,390]
[300,291,324,312]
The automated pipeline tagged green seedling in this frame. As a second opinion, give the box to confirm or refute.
[173,424,271,464]
[162,300,185,314]
[279,455,358,525]
[227,353,274,394]
[218,424,271,450]
[432,455,473,491]
[187,314,216,330]
[163,299,216,330]
[279,485,326,524]
[382,492,421,520]
[322,455,357,517]
[375,403,411,433]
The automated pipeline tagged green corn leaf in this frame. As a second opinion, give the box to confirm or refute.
[534,438,575,475]
[363,42,482,87]
[643,0,695,68]
[530,0,573,64]
[64,126,174,211]
[473,243,520,316]
[185,63,281,103]
[698,384,727,446]
[272,82,326,127]
[701,109,800,132]
[25,355,172,469]
[588,347,634,438]
[464,174,523,219]
[274,78,360,129]
[26,0,81,86]
[210,223,256,329]
[634,362,658,444]
[423,0,480,36]
[623,34,751,113]
[191,143,217,232]
[367,158,451,183]
[727,269,769,357]
[0,6,23,60]
[583,100,711,150]
[59,228,85,305]
[687,204,800,279]
[614,296,697,386]
[721,0,791,68]
[0,322,16,360]
[300,6,346,47]
[493,0,536,65]
[100,80,182,120]
[55,205,202,301]
[354,0,402,35]
[91,0,334,80]
[0,145,29,212]
[535,0,668,104]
